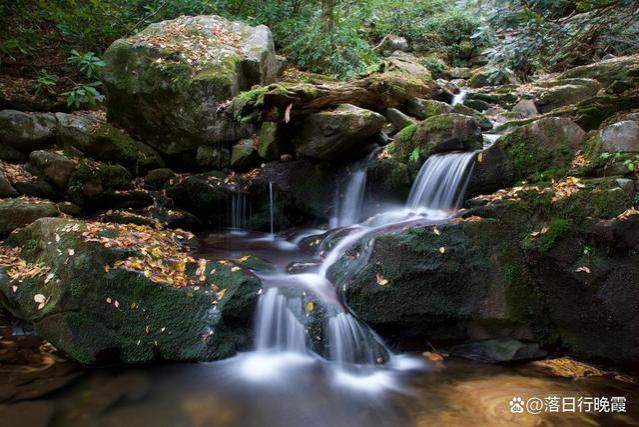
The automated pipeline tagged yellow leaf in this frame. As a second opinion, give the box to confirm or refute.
[106,297,112,304]
[306,302,315,312]
[104,265,110,272]
[217,288,227,299]
[477,152,484,163]
[433,227,441,236]
[439,246,446,254]
[231,266,241,272]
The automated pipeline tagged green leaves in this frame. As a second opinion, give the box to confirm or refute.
[68,50,106,79]
[62,82,105,108]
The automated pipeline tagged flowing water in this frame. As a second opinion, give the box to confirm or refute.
[330,153,373,228]
[6,150,639,427]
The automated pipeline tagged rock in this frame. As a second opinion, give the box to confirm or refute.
[511,99,538,118]
[0,171,18,198]
[57,114,164,175]
[0,198,59,237]
[560,54,639,88]
[365,158,412,212]
[0,218,261,364]
[196,145,230,170]
[13,179,59,201]
[0,110,57,152]
[468,66,518,88]
[534,79,602,113]
[230,140,259,170]
[463,98,491,112]
[144,168,176,190]
[453,104,493,131]
[385,108,414,132]
[499,117,586,180]
[257,121,285,161]
[447,338,546,363]
[404,98,452,120]
[166,172,234,225]
[601,119,639,153]
[615,178,636,196]
[0,401,55,427]
[412,113,483,154]
[67,160,132,208]
[386,52,431,81]
[383,36,409,52]
[101,15,278,154]
[466,143,515,197]
[0,145,27,163]
[28,150,77,190]
[448,67,472,79]
[293,104,385,161]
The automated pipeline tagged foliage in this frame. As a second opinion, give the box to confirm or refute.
[62,82,105,109]
[420,55,447,78]
[34,71,58,97]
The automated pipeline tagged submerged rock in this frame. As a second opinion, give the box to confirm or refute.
[293,104,385,161]
[101,15,279,154]
[0,218,261,365]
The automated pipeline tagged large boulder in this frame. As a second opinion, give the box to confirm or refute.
[293,104,385,161]
[56,113,164,175]
[0,198,59,237]
[499,117,586,180]
[466,142,515,197]
[101,15,279,154]
[468,65,518,88]
[0,110,57,152]
[534,78,602,113]
[559,54,639,88]
[404,98,452,120]
[0,170,18,198]
[67,160,134,208]
[0,218,261,365]
[331,178,639,367]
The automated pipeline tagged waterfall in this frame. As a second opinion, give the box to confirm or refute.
[268,181,275,236]
[230,187,249,231]
[330,154,373,228]
[406,152,476,211]
[451,89,467,106]
[327,312,389,365]
[254,288,308,353]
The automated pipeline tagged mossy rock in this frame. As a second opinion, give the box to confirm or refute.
[165,172,234,226]
[560,54,639,88]
[101,15,279,154]
[0,218,261,365]
[498,117,586,181]
[0,110,57,152]
[403,98,452,120]
[0,198,59,237]
[67,160,132,207]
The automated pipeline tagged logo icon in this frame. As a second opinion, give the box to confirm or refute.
[510,397,525,414]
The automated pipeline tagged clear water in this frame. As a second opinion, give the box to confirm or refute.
[330,153,374,228]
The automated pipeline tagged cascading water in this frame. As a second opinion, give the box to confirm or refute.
[327,312,389,365]
[268,181,275,236]
[406,152,476,211]
[230,187,249,231]
[254,288,308,353]
[451,89,468,106]
[330,153,374,228]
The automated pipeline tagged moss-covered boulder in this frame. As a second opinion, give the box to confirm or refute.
[67,160,133,208]
[365,157,412,211]
[257,121,286,161]
[196,145,230,170]
[0,198,59,237]
[498,117,586,180]
[466,142,515,197]
[230,140,259,170]
[404,98,452,120]
[413,113,483,154]
[0,218,261,365]
[293,104,385,161]
[0,170,18,198]
[0,110,57,152]
[559,54,639,88]
[56,114,164,175]
[468,65,518,88]
[28,150,77,190]
[144,168,176,190]
[600,112,639,153]
[384,108,414,132]
[101,15,279,154]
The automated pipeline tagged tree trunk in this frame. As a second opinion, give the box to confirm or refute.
[322,0,334,32]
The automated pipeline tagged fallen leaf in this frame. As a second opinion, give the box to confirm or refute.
[33,294,46,304]
[439,246,446,254]
[376,272,389,286]
[106,297,112,304]
[575,266,591,274]
[433,227,441,236]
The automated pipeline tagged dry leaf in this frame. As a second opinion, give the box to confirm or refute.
[439,246,446,254]
[33,294,46,304]
[376,272,389,286]
[575,266,591,274]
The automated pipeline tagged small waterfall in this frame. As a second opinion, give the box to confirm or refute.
[406,152,476,211]
[330,154,373,228]
[230,187,249,231]
[269,181,275,236]
[254,288,308,353]
[451,89,468,106]
[327,312,389,365]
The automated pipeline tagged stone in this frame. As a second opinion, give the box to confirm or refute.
[28,150,77,190]
[453,104,493,131]
[404,98,452,120]
[385,108,414,132]
[257,121,284,161]
[468,65,518,88]
[412,113,483,154]
[448,67,472,79]
[463,98,491,112]
[0,171,18,198]
[383,36,409,52]
[511,99,538,118]
[499,117,586,180]
[0,145,27,163]
[601,120,639,152]
[535,79,602,113]
[101,15,279,154]
[67,160,132,208]
[466,142,515,197]
[0,198,59,237]
[196,145,230,170]
[386,52,431,81]
[615,178,636,196]
[144,168,176,190]
[230,140,259,170]
[0,110,57,152]
[293,104,385,161]
[0,218,261,364]
[166,172,234,225]
[560,54,639,87]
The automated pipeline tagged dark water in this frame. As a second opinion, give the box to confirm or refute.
[2,231,638,427]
